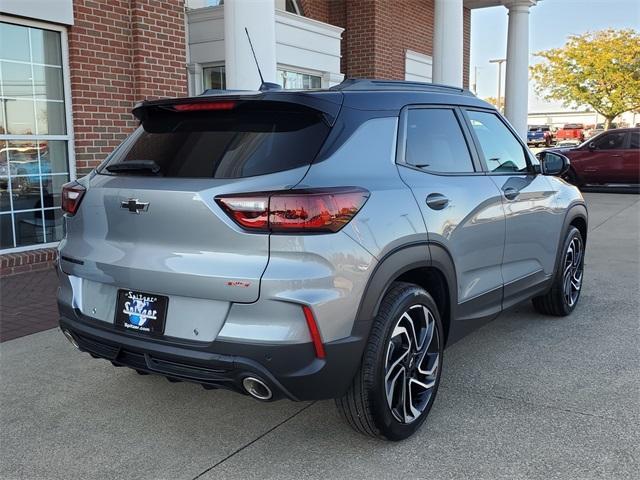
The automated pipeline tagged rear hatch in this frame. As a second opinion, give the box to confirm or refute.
[60,93,341,303]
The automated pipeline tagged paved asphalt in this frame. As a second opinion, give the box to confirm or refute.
[1,192,638,480]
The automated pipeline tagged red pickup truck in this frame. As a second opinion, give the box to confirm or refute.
[556,123,585,143]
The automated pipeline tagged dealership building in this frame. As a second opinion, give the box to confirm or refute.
[0,0,538,273]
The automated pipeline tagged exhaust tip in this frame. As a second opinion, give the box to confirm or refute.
[242,376,273,401]
[62,329,80,349]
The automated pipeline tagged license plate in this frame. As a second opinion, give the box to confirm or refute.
[115,289,168,335]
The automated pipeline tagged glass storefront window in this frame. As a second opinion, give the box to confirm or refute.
[277,69,322,90]
[0,21,70,251]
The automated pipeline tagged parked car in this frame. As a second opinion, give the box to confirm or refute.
[527,125,554,147]
[57,79,587,441]
[584,123,617,139]
[549,127,640,187]
[0,145,51,194]
[556,123,585,143]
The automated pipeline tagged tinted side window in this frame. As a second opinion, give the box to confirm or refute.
[404,108,474,173]
[467,110,528,173]
[593,132,626,150]
[627,132,640,150]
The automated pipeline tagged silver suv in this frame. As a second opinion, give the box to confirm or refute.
[57,80,587,440]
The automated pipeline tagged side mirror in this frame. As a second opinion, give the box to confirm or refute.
[536,151,570,176]
[588,142,596,151]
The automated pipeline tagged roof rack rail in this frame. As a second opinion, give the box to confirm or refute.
[330,78,474,96]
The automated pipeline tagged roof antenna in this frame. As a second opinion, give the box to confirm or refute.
[244,27,280,92]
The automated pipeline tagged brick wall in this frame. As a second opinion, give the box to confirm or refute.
[463,6,471,88]
[299,0,330,22]
[302,0,470,86]
[69,0,187,175]
[0,249,57,277]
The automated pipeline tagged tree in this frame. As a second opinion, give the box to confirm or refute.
[483,96,505,112]
[530,29,640,129]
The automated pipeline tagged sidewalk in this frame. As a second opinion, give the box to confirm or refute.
[0,269,60,342]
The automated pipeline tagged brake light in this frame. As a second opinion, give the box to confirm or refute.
[61,181,86,215]
[172,101,236,112]
[215,188,369,233]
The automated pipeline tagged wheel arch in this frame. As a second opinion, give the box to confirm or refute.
[553,202,588,276]
[354,242,458,345]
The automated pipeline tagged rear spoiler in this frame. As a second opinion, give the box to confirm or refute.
[132,90,344,127]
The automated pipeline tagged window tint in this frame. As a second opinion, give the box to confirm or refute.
[102,109,329,179]
[593,132,626,150]
[467,110,528,173]
[627,132,640,150]
[404,108,474,173]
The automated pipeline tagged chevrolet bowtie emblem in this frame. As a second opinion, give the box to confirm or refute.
[121,198,149,214]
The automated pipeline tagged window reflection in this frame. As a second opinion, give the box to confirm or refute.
[277,69,321,90]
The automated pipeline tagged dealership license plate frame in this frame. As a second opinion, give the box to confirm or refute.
[114,289,168,336]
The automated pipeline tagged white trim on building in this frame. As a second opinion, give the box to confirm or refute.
[405,50,433,83]
[1,0,74,26]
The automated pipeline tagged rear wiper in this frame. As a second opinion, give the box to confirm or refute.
[106,160,161,175]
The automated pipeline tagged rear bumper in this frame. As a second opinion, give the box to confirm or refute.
[58,302,368,401]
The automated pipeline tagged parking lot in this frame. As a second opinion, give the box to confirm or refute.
[1,192,638,480]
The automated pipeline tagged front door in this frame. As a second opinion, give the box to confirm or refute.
[396,106,506,322]
[463,109,560,309]
[581,131,627,183]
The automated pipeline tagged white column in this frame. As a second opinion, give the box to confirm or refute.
[187,63,203,96]
[432,0,464,88]
[503,0,537,139]
[224,0,277,90]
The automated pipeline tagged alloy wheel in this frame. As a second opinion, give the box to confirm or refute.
[384,304,440,424]
[563,235,583,307]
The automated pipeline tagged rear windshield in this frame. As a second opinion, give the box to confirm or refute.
[99,106,330,178]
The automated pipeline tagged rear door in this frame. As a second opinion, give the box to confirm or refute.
[396,106,506,321]
[462,109,559,309]
[60,99,333,304]
[621,131,640,184]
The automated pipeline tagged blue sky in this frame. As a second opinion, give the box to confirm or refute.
[470,0,640,112]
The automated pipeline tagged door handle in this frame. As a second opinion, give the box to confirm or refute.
[611,154,622,157]
[503,187,519,200]
[426,193,449,210]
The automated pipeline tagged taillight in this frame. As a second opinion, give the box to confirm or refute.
[61,180,86,215]
[215,187,369,233]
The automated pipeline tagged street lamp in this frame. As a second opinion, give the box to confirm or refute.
[489,58,506,113]
[472,66,480,95]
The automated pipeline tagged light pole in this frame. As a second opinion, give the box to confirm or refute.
[472,66,480,95]
[489,58,506,113]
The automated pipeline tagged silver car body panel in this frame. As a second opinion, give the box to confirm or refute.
[398,168,506,304]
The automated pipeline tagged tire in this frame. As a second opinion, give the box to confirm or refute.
[335,282,444,441]
[532,226,584,316]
